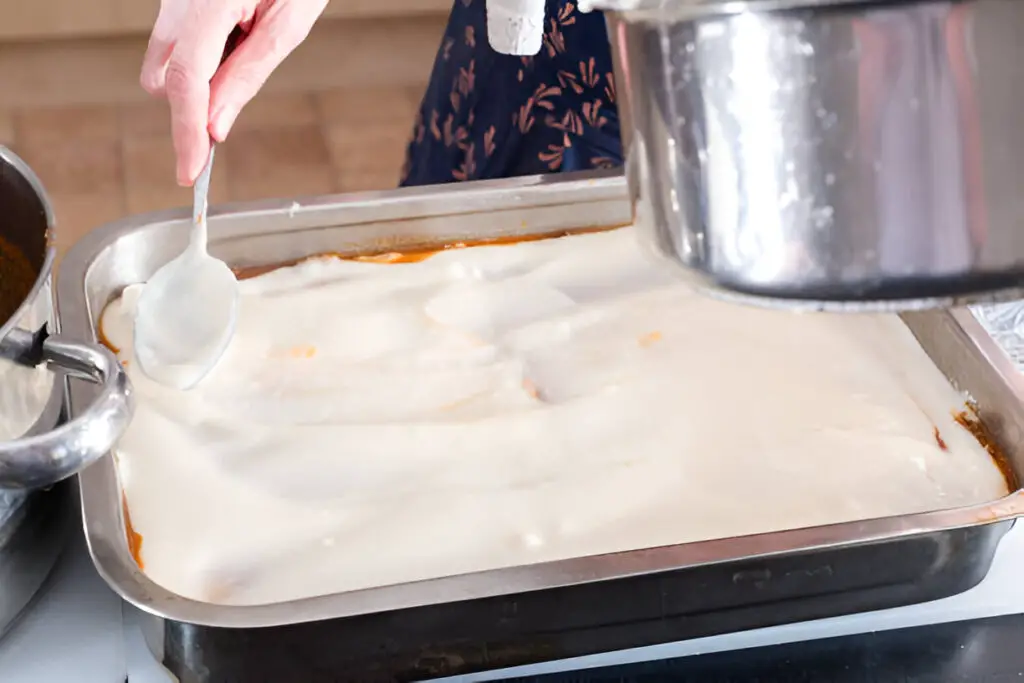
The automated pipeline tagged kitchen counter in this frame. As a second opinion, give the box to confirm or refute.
[507,613,1024,682]
[0,527,125,682]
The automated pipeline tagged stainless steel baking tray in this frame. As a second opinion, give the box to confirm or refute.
[57,171,1024,683]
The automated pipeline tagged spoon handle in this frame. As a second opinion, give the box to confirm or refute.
[191,143,215,249]
[188,26,242,250]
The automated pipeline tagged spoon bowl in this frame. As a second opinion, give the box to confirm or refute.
[132,146,239,390]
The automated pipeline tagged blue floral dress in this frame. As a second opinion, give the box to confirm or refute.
[401,0,622,187]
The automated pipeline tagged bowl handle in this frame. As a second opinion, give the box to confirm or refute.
[0,328,134,489]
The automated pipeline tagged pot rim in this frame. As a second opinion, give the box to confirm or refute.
[607,0,920,21]
[0,145,57,342]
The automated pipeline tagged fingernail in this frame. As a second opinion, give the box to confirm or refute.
[210,106,238,142]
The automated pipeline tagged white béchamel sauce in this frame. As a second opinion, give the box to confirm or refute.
[101,228,1010,607]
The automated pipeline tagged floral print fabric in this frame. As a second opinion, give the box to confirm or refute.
[401,0,622,186]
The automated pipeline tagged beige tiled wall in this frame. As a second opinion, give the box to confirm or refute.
[0,17,444,260]
[0,0,450,41]
[0,17,444,108]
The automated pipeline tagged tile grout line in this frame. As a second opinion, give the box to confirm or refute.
[309,91,342,195]
[9,108,22,154]
[117,107,130,221]
[314,90,350,194]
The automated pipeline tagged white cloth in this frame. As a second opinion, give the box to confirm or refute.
[485,0,546,55]
[483,0,641,56]
[577,0,640,13]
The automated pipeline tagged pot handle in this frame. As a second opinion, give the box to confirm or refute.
[0,329,133,489]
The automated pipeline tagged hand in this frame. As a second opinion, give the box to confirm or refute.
[140,0,329,186]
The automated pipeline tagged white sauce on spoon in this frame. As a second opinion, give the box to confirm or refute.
[101,228,1010,607]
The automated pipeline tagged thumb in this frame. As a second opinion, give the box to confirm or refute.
[208,0,327,141]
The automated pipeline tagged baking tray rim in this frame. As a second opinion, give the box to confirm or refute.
[56,170,1024,629]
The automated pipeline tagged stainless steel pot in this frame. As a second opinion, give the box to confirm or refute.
[603,0,1024,310]
[0,147,133,489]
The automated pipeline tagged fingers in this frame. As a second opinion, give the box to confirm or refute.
[140,0,191,95]
[140,34,175,96]
[142,0,324,184]
[208,0,328,142]
[166,0,258,185]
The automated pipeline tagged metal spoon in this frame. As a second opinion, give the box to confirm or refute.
[132,143,239,390]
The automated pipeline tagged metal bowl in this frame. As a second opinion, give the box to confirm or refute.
[605,0,1024,310]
